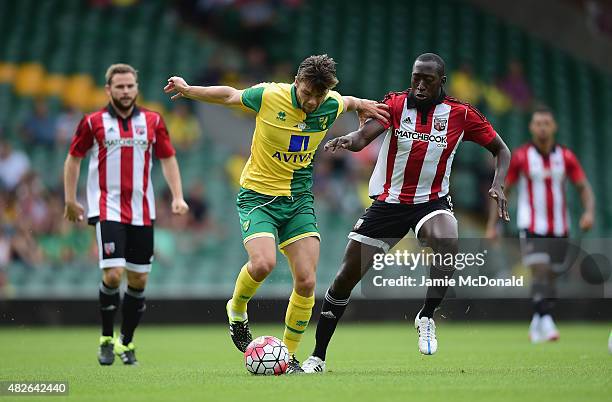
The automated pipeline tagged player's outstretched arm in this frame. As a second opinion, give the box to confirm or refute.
[160,155,189,215]
[324,119,386,153]
[164,76,243,106]
[342,96,390,127]
[63,154,85,222]
[484,134,512,225]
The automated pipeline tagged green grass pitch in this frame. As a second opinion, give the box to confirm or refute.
[0,322,610,402]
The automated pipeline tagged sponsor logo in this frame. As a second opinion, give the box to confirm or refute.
[402,116,412,124]
[272,151,314,163]
[272,134,314,163]
[394,129,447,148]
[276,111,287,121]
[103,138,149,147]
[103,242,115,255]
[433,117,447,131]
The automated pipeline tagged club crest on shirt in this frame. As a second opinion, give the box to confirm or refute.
[135,125,146,136]
[103,242,115,255]
[433,117,447,131]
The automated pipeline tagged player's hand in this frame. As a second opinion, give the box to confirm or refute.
[485,225,498,241]
[171,198,189,215]
[357,100,390,126]
[324,136,352,153]
[64,200,85,222]
[579,211,594,231]
[488,184,510,222]
[164,76,190,100]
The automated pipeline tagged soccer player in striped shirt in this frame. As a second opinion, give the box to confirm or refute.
[64,64,189,365]
[165,54,390,373]
[302,53,512,373]
[486,105,594,343]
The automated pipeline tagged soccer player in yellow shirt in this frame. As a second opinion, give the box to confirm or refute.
[165,54,389,373]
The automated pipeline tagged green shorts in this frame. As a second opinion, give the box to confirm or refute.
[236,187,320,251]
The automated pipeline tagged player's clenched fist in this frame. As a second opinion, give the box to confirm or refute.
[164,76,190,100]
[171,198,189,215]
[324,136,353,153]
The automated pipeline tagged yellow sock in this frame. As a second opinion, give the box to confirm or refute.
[283,290,315,356]
[229,264,262,315]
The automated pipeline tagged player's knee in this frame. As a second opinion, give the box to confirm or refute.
[128,274,148,290]
[249,255,276,279]
[431,235,458,254]
[294,274,316,295]
[103,268,122,287]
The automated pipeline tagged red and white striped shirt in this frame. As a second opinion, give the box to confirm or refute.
[370,91,497,204]
[506,143,585,236]
[69,105,175,226]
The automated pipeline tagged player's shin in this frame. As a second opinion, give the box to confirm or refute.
[283,290,315,356]
[312,289,350,360]
[229,264,263,320]
[120,286,146,345]
[99,281,120,337]
[420,264,456,318]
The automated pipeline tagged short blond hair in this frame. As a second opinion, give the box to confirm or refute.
[105,63,138,85]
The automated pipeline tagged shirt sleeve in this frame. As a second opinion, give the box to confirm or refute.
[329,90,344,118]
[462,105,497,146]
[376,93,399,130]
[154,114,176,159]
[505,148,523,187]
[563,148,586,183]
[68,116,95,157]
[241,83,267,113]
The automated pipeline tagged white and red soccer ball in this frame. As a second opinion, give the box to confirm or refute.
[244,336,289,375]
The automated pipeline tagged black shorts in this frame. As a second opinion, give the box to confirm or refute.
[348,196,455,252]
[95,221,154,272]
[519,230,569,268]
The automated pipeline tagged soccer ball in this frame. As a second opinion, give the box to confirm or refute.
[244,336,289,375]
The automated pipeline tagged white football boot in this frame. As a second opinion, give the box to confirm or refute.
[539,315,560,342]
[302,355,326,373]
[529,314,544,344]
[414,313,438,355]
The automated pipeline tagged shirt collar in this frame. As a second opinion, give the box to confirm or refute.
[107,103,140,119]
[290,84,300,109]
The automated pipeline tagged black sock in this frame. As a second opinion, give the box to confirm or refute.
[420,265,454,318]
[532,282,556,317]
[120,286,146,345]
[99,281,120,337]
[312,290,349,361]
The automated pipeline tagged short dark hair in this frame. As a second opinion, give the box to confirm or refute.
[532,104,554,116]
[296,54,339,91]
[415,53,445,76]
[105,63,138,85]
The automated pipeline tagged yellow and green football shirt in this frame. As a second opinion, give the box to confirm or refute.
[240,82,344,196]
